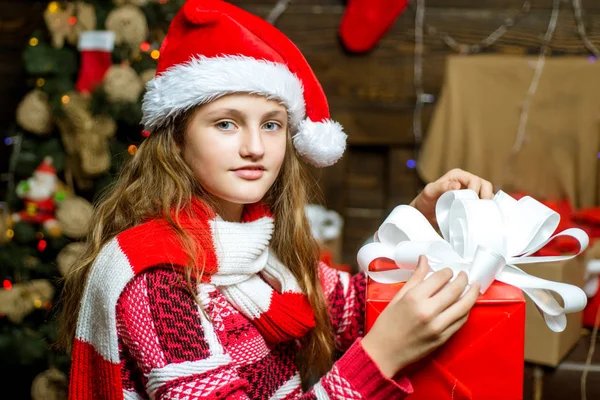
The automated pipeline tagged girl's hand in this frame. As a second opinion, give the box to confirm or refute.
[361,256,480,378]
[410,168,493,230]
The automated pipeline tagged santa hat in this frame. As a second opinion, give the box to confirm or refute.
[141,0,346,167]
[35,157,56,177]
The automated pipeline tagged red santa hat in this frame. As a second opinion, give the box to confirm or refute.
[35,157,56,177]
[141,0,346,167]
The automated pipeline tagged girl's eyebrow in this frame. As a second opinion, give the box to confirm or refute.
[263,110,287,120]
[203,108,244,119]
[203,108,287,121]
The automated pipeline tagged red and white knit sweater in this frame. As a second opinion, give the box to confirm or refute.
[69,201,413,399]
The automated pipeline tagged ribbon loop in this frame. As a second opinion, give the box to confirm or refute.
[358,189,589,332]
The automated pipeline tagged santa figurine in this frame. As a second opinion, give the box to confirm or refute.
[12,157,61,236]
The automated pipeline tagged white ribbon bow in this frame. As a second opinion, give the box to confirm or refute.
[357,190,589,332]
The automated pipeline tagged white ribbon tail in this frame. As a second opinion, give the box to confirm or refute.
[497,265,588,332]
[508,228,589,263]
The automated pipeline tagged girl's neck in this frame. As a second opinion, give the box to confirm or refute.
[213,199,244,222]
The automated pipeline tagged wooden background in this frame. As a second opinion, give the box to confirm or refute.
[2,0,600,265]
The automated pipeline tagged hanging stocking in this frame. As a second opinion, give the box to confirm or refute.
[75,31,116,94]
[339,0,410,53]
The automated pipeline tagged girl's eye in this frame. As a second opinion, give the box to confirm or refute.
[262,122,281,131]
[216,121,236,131]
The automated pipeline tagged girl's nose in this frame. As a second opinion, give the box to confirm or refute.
[239,127,265,160]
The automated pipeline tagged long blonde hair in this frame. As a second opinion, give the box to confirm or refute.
[57,104,335,382]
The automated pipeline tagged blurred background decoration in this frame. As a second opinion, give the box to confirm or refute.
[1,0,600,398]
[0,0,186,397]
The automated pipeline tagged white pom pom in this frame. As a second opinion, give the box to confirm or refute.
[293,119,347,167]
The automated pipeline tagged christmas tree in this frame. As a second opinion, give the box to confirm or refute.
[0,1,185,397]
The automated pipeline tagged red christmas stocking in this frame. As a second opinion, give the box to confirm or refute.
[339,0,410,53]
[75,31,116,94]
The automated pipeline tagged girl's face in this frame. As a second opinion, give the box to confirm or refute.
[183,93,288,220]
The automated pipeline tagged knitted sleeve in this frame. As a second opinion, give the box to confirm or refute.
[319,262,367,352]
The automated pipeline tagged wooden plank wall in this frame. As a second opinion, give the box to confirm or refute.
[2,1,600,265]
[232,0,600,266]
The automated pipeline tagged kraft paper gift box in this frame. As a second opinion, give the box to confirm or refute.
[518,257,585,366]
[365,258,526,400]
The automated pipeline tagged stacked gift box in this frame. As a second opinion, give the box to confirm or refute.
[511,195,600,333]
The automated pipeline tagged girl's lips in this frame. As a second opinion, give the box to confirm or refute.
[233,169,264,180]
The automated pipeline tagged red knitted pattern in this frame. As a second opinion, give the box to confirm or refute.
[156,365,248,399]
[118,338,146,395]
[237,342,297,398]
[253,292,316,343]
[145,268,212,363]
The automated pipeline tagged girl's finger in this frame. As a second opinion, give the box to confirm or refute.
[410,267,454,299]
[480,180,494,199]
[429,271,469,314]
[467,179,482,195]
[395,255,430,300]
[422,181,446,202]
[435,282,480,328]
[448,181,461,191]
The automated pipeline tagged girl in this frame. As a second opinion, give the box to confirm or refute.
[59,0,492,398]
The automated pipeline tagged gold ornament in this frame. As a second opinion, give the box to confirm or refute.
[0,280,55,324]
[31,368,68,400]
[105,5,148,49]
[139,68,156,85]
[16,90,53,135]
[43,2,96,48]
[57,242,87,276]
[56,196,94,239]
[103,64,144,103]
[55,92,116,181]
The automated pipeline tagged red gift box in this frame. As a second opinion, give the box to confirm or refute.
[366,259,526,399]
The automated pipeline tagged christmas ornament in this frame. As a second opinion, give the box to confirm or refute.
[103,64,144,103]
[57,241,87,276]
[0,279,54,324]
[15,90,53,135]
[139,68,157,85]
[56,92,117,179]
[105,5,149,50]
[31,368,68,400]
[56,196,93,239]
[11,157,61,236]
[339,0,410,53]
[43,1,97,49]
[76,31,116,94]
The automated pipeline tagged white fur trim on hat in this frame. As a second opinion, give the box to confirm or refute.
[142,55,306,132]
[293,119,347,167]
